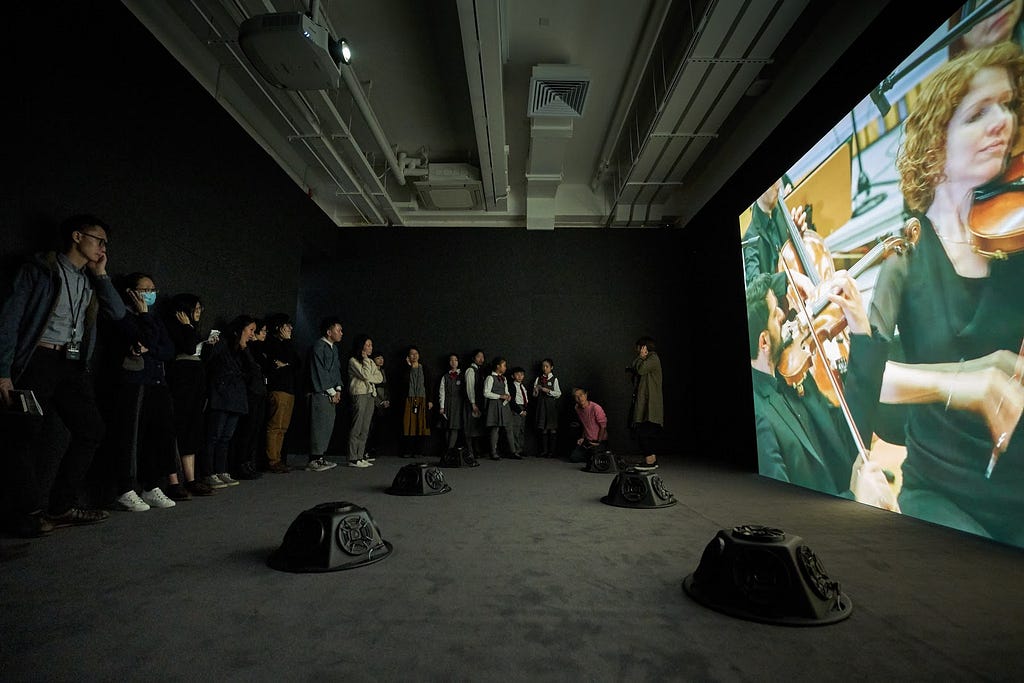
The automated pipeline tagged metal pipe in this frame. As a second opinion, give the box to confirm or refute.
[338,64,407,186]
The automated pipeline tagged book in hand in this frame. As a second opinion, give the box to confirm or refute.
[5,390,43,417]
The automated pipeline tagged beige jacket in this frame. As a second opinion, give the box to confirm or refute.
[348,356,383,396]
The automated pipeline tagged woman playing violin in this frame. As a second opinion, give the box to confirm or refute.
[870,41,1024,545]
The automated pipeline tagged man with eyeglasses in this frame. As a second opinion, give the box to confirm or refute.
[0,214,127,538]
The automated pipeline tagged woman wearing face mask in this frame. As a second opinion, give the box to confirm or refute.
[106,273,179,512]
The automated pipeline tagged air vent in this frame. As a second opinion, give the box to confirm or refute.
[528,65,591,118]
[413,163,485,211]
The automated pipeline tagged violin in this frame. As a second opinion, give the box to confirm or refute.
[968,153,1024,259]
[777,222,920,404]
[775,194,847,405]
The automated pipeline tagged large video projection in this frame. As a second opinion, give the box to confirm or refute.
[740,0,1024,548]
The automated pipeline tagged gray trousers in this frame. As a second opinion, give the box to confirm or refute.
[348,394,374,462]
[309,393,337,457]
[509,413,527,455]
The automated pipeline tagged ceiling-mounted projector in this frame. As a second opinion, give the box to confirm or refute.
[238,12,348,91]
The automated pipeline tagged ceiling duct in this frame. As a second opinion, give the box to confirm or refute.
[457,0,509,211]
[528,64,591,118]
[526,64,590,229]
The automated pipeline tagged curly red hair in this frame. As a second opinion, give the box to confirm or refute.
[897,41,1024,213]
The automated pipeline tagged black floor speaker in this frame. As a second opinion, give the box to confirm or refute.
[438,446,479,468]
[600,467,676,508]
[268,501,393,573]
[682,524,853,626]
[582,449,621,474]
[386,462,452,496]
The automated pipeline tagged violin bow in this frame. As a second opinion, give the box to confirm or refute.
[778,257,870,465]
[985,333,1024,479]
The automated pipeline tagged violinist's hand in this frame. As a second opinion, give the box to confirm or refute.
[850,459,900,512]
[948,367,1024,452]
[824,270,870,335]
[790,203,808,234]
[789,270,816,302]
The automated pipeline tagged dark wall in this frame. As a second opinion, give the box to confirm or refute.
[294,226,690,456]
[4,3,324,330]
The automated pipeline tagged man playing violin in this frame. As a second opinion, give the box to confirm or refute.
[748,271,896,508]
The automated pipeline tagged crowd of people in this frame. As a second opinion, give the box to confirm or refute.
[0,218,665,541]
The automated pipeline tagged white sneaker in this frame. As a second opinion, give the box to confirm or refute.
[347,460,371,468]
[363,456,376,462]
[217,473,240,486]
[141,487,177,509]
[359,459,374,466]
[308,458,338,472]
[115,490,150,512]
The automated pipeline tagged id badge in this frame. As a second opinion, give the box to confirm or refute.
[65,341,81,361]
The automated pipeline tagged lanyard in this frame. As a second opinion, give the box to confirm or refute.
[58,260,88,343]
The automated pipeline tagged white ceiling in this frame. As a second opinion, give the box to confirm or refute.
[123,0,906,229]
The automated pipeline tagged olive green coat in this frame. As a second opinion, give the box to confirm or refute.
[631,352,663,426]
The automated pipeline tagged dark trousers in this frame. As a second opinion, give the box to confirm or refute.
[114,383,178,493]
[1,348,104,515]
[231,392,266,471]
[634,421,663,457]
[204,410,240,475]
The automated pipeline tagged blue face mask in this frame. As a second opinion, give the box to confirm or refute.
[141,292,157,307]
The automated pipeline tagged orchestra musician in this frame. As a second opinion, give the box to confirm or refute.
[747,272,896,508]
[949,0,1024,58]
[742,178,790,284]
[869,41,1024,545]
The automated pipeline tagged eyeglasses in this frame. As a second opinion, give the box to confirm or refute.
[78,232,108,248]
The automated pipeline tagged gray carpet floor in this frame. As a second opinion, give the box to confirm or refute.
[2,454,1022,682]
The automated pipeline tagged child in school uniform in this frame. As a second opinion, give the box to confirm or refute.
[508,366,529,458]
[483,357,515,460]
[532,358,562,457]
[438,353,466,451]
